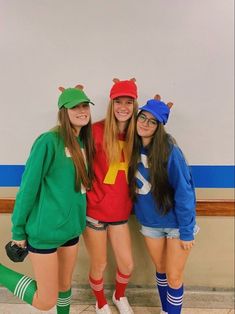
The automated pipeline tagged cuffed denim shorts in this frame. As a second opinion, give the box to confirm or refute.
[86,216,128,231]
[140,225,200,239]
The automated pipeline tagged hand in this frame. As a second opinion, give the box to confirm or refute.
[180,240,195,250]
[12,240,27,249]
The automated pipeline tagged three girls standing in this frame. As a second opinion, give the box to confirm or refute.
[0,82,198,314]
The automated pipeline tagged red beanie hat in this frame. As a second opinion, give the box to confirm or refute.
[109,78,138,100]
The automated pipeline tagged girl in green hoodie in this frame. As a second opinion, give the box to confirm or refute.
[0,85,94,314]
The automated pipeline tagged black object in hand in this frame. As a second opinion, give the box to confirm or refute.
[5,241,28,262]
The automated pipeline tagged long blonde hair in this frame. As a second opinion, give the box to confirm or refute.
[57,108,94,191]
[103,99,138,164]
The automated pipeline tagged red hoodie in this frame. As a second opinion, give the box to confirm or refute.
[86,121,132,222]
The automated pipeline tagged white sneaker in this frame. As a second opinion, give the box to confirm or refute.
[160,311,168,314]
[112,292,134,314]
[95,303,112,314]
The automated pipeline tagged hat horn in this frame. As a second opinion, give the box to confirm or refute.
[113,78,120,83]
[75,84,84,90]
[167,102,173,109]
[154,94,173,109]
[58,86,65,92]
[154,94,161,101]
[129,77,136,82]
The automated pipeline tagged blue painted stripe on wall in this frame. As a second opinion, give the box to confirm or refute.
[0,165,25,187]
[190,166,234,188]
[0,165,234,188]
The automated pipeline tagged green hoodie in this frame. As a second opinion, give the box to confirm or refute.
[12,131,86,249]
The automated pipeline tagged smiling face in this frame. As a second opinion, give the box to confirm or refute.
[113,97,134,131]
[113,97,134,120]
[137,111,158,146]
[67,102,90,135]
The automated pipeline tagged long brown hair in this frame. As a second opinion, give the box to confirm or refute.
[128,120,175,215]
[103,99,138,164]
[57,108,94,191]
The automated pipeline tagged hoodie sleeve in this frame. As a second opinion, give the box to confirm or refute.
[12,132,56,240]
[167,146,196,241]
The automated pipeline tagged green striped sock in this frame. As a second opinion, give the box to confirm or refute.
[57,288,72,314]
[0,263,36,304]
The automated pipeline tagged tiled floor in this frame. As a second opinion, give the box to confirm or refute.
[0,304,234,314]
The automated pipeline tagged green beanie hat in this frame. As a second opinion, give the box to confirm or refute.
[58,85,95,109]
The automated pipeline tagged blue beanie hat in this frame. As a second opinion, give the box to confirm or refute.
[139,97,172,125]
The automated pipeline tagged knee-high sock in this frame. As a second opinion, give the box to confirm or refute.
[114,269,131,300]
[0,263,36,304]
[89,275,107,309]
[167,285,184,314]
[156,272,168,312]
[57,288,72,314]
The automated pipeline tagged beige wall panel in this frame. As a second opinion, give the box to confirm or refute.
[0,188,18,199]
[0,214,234,289]
[196,188,234,200]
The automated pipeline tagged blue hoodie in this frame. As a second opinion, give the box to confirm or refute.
[134,145,196,241]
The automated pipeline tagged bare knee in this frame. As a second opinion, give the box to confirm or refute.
[90,260,107,278]
[167,274,183,289]
[58,270,72,292]
[126,260,134,274]
[33,295,57,311]
[118,260,134,275]
[59,282,71,292]
[39,301,57,311]
[156,262,166,273]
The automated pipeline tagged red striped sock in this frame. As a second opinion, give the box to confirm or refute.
[114,269,131,300]
[89,275,107,309]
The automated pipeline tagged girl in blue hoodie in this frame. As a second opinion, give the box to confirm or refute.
[128,95,199,314]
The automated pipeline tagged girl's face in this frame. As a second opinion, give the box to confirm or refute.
[113,97,134,124]
[137,111,158,146]
[67,103,90,135]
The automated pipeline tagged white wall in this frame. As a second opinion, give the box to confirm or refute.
[0,0,234,164]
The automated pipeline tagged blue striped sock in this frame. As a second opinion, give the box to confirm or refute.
[167,284,184,314]
[156,272,168,312]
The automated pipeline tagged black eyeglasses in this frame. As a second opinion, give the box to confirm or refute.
[138,113,158,127]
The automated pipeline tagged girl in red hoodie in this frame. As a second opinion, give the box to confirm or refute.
[84,78,138,314]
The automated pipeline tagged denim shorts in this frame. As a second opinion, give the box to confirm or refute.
[86,216,128,231]
[140,225,200,239]
[27,236,79,254]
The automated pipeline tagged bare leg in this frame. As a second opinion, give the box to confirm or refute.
[144,237,168,313]
[144,237,166,272]
[108,223,134,314]
[83,227,108,279]
[108,223,133,275]
[83,226,109,309]
[29,252,59,310]
[57,243,79,291]
[166,239,191,288]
